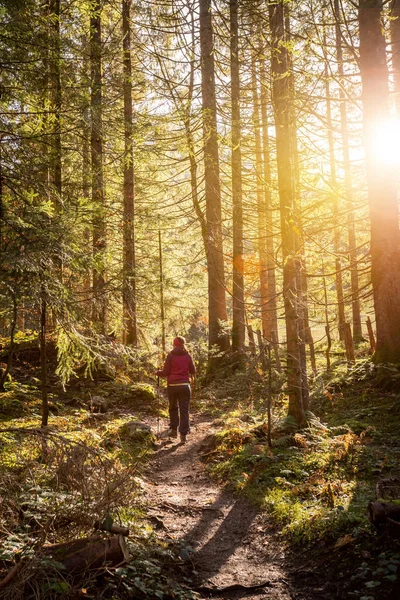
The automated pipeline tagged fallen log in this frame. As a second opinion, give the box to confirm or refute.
[368,501,400,525]
[368,501,400,538]
[0,535,129,593]
[43,534,129,577]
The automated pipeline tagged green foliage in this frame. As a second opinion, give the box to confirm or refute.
[0,374,193,598]
[205,421,372,544]
[0,533,36,561]
[202,361,400,549]
[108,538,199,600]
[130,383,157,404]
[0,392,26,417]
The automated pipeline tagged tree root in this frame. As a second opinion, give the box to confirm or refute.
[195,580,273,595]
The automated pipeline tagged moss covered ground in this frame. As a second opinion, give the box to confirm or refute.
[197,357,400,599]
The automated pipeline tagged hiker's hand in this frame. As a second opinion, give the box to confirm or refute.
[156,370,163,377]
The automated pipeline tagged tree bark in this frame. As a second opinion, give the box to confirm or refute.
[358,0,400,363]
[122,0,137,346]
[323,23,346,341]
[185,9,208,252]
[247,323,256,356]
[199,0,229,356]
[159,229,166,355]
[366,316,376,352]
[323,261,332,370]
[82,44,91,304]
[391,0,400,115]
[90,0,107,332]
[48,0,63,322]
[0,138,3,254]
[334,0,362,342]
[40,288,49,428]
[343,322,355,363]
[49,0,62,202]
[268,1,304,426]
[284,6,309,411]
[251,51,269,346]
[230,0,245,353]
[0,293,17,393]
[259,58,279,345]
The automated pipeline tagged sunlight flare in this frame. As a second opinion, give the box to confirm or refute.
[371,119,400,167]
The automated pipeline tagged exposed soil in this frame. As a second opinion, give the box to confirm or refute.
[141,414,332,600]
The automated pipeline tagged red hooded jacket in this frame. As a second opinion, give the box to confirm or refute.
[157,347,196,385]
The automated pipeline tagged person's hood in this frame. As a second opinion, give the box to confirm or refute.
[171,347,188,355]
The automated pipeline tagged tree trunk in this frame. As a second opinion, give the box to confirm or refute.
[90,0,107,332]
[268,0,304,426]
[230,0,245,353]
[122,0,137,346]
[323,23,346,341]
[17,304,25,333]
[49,0,63,326]
[185,9,208,253]
[0,139,3,255]
[177,7,209,282]
[366,316,376,352]
[199,0,229,356]
[82,57,92,304]
[158,229,166,355]
[391,0,400,115]
[247,323,256,356]
[49,0,62,203]
[251,51,269,346]
[358,0,400,363]
[40,290,49,428]
[259,58,279,345]
[284,6,309,411]
[334,0,362,342]
[0,294,17,393]
[322,261,332,370]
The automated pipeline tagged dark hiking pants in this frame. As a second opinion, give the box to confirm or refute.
[167,384,191,435]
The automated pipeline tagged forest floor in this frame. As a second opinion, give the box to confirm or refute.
[1,340,400,599]
[141,413,332,600]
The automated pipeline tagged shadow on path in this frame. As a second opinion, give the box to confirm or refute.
[146,416,295,598]
[184,488,258,581]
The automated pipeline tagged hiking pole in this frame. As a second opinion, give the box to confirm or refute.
[191,375,198,431]
[156,375,161,438]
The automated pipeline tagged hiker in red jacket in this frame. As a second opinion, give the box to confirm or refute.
[156,336,196,444]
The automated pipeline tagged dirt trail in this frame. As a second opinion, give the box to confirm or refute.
[142,415,327,600]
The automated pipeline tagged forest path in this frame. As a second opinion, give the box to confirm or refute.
[141,414,325,600]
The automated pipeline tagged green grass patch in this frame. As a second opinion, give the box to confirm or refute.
[204,362,400,549]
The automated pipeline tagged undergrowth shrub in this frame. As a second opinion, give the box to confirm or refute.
[0,428,140,545]
[204,416,373,546]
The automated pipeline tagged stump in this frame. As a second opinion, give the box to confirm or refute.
[376,477,400,502]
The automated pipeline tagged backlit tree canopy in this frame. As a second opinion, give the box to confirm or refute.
[2,0,400,424]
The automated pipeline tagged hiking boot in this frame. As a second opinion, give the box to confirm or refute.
[180,433,186,444]
[169,429,178,438]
